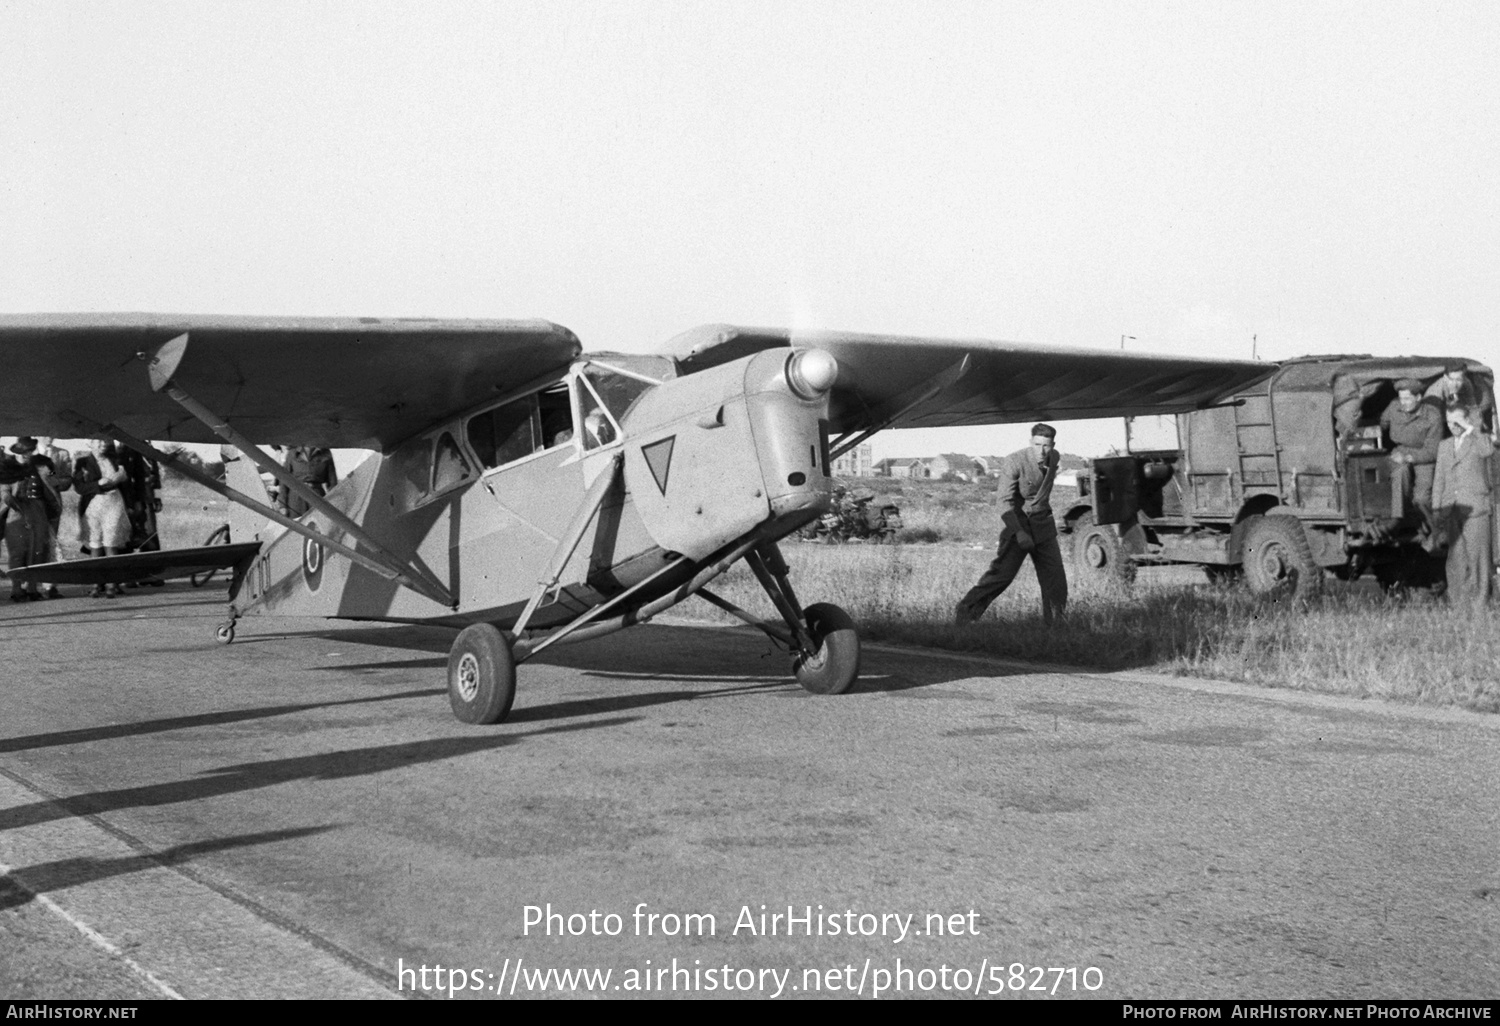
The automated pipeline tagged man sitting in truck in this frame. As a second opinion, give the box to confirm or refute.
[1425,362,1495,437]
[1380,378,1444,534]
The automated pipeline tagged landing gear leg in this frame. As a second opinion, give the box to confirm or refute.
[747,542,861,695]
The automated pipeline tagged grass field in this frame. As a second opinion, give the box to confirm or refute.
[712,542,1500,714]
[96,474,1499,715]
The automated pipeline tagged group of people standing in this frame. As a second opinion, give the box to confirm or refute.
[1380,363,1497,608]
[1,436,160,601]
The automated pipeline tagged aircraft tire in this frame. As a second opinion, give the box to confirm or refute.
[793,603,860,695]
[448,623,517,725]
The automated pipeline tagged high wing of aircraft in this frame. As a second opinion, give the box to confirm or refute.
[0,313,1275,724]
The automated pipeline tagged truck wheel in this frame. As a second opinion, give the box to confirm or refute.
[1071,513,1136,585]
[1242,515,1323,599]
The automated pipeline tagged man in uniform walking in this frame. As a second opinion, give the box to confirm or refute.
[956,423,1067,624]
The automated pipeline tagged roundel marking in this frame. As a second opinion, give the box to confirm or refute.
[302,531,325,590]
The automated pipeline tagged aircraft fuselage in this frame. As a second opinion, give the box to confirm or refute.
[229,347,836,630]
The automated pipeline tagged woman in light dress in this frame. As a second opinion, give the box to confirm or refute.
[82,438,129,597]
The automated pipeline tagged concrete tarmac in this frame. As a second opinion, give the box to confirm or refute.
[1,583,1496,1000]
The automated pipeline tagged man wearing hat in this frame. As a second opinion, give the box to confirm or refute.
[1380,379,1444,532]
[955,422,1068,625]
[1,437,58,600]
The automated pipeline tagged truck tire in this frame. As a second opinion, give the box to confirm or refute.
[1242,515,1323,599]
[1071,512,1136,586]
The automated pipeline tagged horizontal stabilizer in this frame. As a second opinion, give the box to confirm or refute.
[4,542,261,586]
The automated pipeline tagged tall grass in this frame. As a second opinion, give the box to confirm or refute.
[705,545,1500,713]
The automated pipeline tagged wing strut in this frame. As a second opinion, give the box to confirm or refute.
[61,416,455,609]
[828,354,971,460]
[143,333,453,606]
[509,451,622,637]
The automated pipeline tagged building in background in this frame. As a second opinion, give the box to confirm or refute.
[874,457,925,479]
[830,442,874,477]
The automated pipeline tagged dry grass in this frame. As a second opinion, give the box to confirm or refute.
[706,544,1500,714]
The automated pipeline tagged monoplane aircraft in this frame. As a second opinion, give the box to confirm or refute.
[0,314,1273,723]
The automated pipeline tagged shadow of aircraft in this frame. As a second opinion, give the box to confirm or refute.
[0,688,444,755]
[0,825,335,912]
[0,716,635,834]
[309,620,1006,697]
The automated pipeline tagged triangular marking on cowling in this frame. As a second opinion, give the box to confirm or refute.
[643,436,676,495]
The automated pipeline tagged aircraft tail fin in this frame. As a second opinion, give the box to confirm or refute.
[223,447,276,542]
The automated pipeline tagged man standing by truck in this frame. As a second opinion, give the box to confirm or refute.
[955,423,1068,625]
[1381,378,1444,535]
[1433,405,1494,609]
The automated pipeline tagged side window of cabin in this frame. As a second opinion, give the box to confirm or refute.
[432,432,472,493]
[577,378,618,451]
[394,440,430,511]
[467,395,540,470]
[537,385,575,450]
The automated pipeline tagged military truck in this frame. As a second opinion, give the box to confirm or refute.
[1059,355,1495,596]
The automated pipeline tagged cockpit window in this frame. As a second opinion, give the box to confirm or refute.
[577,376,618,451]
[467,395,540,470]
[538,385,575,449]
[584,364,657,425]
[432,432,472,492]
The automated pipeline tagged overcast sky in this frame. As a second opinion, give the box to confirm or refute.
[3,1,1496,459]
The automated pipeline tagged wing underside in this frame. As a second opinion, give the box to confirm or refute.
[662,324,1276,433]
[0,314,581,450]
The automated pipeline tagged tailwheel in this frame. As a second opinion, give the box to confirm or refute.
[793,602,860,695]
[215,621,236,645]
[448,623,517,725]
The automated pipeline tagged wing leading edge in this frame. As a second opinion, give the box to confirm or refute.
[0,314,581,450]
[661,324,1276,433]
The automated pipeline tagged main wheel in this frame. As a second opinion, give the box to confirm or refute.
[1242,515,1323,599]
[447,623,517,724]
[793,603,860,695]
[191,524,232,587]
[1070,512,1136,585]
